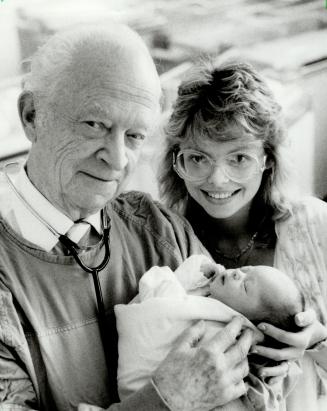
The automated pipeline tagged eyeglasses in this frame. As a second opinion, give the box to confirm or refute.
[173,149,266,183]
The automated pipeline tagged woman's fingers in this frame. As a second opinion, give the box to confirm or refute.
[257,323,308,348]
[267,375,286,386]
[252,345,300,362]
[295,308,317,327]
[258,360,290,379]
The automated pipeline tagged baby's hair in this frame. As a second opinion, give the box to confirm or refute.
[254,288,306,332]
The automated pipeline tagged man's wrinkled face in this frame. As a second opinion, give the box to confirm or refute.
[28,49,161,220]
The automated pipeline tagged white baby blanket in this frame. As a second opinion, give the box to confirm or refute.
[115,255,257,400]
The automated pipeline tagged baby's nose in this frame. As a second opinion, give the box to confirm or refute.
[230,269,244,280]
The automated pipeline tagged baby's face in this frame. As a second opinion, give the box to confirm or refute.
[209,266,299,321]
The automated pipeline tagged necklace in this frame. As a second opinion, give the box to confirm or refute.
[214,232,258,264]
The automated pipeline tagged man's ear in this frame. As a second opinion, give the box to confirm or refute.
[18,91,37,143]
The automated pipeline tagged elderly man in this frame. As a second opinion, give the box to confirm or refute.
[0,24,254,410]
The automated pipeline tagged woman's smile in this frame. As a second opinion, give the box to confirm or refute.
[202,188,241,201]
[182,138,264,220]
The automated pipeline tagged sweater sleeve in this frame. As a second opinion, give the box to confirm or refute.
[107,383,169,411]
[148,196,211,262]
[78,383,169,411]
[0,286,39,410]
[0,274,169,411]
[305,198,327,378]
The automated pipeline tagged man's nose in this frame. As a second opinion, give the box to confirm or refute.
[207,164,230,185]
[96,131,128,171]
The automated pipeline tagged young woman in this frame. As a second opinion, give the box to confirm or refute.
[159,59,327,411]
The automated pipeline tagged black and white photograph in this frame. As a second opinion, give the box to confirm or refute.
[0,1,327,410]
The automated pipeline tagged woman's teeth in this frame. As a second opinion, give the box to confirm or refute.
[206,191,234,199]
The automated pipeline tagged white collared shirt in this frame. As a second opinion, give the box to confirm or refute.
[0,164,102,252]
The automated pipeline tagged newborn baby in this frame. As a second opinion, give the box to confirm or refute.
[114,255,303,409]
[208,264,303,331]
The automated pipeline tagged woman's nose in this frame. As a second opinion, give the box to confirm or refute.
[207,164,230,185]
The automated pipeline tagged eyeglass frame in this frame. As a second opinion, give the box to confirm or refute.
[172,148,267,184]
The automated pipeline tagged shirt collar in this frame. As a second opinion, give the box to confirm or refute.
[8,165,101,251]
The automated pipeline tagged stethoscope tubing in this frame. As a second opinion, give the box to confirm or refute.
[3,164,116,394]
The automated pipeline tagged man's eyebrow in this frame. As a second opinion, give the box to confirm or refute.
[74,104,111,120]
[74,106,151,131]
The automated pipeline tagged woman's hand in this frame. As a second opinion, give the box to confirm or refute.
[249,359,291,385]
[251,309,327,382]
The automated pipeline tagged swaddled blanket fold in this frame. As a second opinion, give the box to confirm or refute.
[115,255,298,410]
[115,256,253,396]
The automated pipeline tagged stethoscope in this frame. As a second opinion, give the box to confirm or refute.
[4,163,117,396]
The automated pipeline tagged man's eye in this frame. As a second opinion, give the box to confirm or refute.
[236,154,246,163]
[127,133,146,141]
[84,121,106,131]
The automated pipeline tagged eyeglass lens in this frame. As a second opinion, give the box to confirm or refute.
[175,150,263,182]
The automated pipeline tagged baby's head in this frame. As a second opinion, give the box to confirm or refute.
[208,265,304,331]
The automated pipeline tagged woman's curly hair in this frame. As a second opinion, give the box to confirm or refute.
[158,59,296,220]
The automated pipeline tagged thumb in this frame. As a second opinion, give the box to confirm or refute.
[295,308,317,327]
[176,320,206,351]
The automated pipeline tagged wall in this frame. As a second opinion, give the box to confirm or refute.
[0,3,21,80]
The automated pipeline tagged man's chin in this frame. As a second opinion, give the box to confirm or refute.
[85,193,116,213]
[66,194,115,219]
[65,179,125,217]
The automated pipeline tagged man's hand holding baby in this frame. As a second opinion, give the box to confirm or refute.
[152,316,255,411]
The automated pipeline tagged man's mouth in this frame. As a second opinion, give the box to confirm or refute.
[81,171,117,182]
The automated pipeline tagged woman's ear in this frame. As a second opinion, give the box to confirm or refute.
[18,91,37,143]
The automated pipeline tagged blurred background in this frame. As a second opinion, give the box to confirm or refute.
[0,0,326,200]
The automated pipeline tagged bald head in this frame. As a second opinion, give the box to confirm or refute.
[23,23,161,108]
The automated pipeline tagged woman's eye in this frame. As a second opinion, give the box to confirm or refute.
[228,153,252,166]
[234,154,247,163]
[190,155,206,164]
